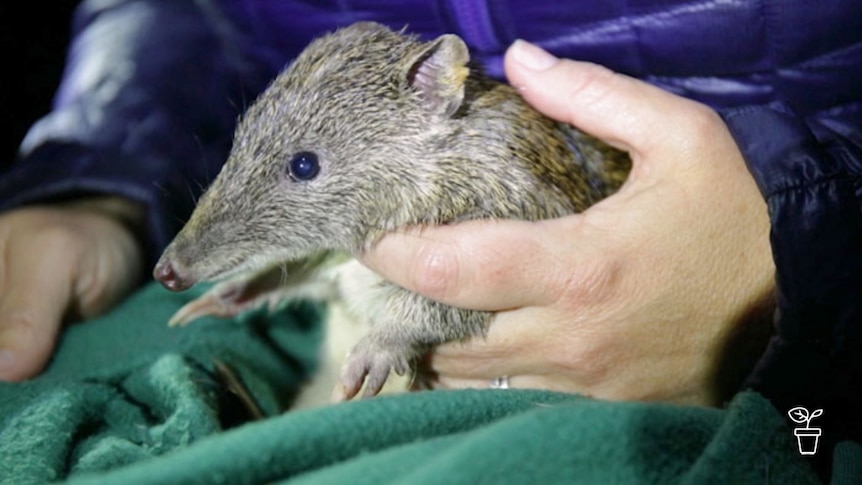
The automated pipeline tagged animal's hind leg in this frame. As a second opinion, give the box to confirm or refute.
[332,284,491,401]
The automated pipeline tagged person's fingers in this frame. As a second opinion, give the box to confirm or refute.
[431,373,574,393]
[0,199,144,382]
[69,215,144,320]
[0,234,78,381]
[503,40,718,159]
[362,43,728,311]
[360,216,614,311]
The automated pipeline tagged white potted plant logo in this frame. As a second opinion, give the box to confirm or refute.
[787,406,823,455]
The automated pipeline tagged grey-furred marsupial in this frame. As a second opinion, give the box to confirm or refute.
[153,21,630,402]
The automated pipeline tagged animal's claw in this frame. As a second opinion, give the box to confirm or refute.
[167,282,248,327]
[332,337,412,402]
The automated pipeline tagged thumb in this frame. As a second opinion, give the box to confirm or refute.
[0,249,74,381]
[504,40,706,158]
[360,216,612,312]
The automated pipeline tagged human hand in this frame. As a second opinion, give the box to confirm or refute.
[359,40,775,406]
[0,197,145,381]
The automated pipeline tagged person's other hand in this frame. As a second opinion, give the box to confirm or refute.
[0,197,145,381]
[360,40,775,406]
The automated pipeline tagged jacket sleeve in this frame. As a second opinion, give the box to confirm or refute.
[0,0,285,265]
[721,101,862,465]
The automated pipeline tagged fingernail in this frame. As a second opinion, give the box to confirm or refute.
[511,39,558,71]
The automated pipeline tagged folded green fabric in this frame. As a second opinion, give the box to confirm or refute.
[0,282,322,484]
[0,283,826,484]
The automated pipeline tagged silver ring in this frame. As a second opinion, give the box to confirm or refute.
[490,376,510,389]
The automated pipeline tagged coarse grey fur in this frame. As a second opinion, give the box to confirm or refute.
[155,22,630,400]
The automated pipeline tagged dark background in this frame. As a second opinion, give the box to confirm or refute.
[1,1,80,167]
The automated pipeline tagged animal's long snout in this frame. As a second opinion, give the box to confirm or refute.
[153,258,195,292]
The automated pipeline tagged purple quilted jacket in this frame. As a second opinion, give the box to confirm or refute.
[1,0,860,474]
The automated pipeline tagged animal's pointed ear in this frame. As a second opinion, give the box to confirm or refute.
[406,34,470,117]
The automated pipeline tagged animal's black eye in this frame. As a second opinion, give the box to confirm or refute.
[287,151,320,181]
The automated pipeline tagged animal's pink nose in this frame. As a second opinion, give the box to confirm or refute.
[153,260,193,291]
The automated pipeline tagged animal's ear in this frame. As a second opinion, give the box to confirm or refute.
[406,34,470,117]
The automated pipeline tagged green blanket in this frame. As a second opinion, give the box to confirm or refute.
[0,283,842,484]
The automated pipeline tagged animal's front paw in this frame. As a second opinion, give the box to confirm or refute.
[332,338,412,402]
[168,280,256,327]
